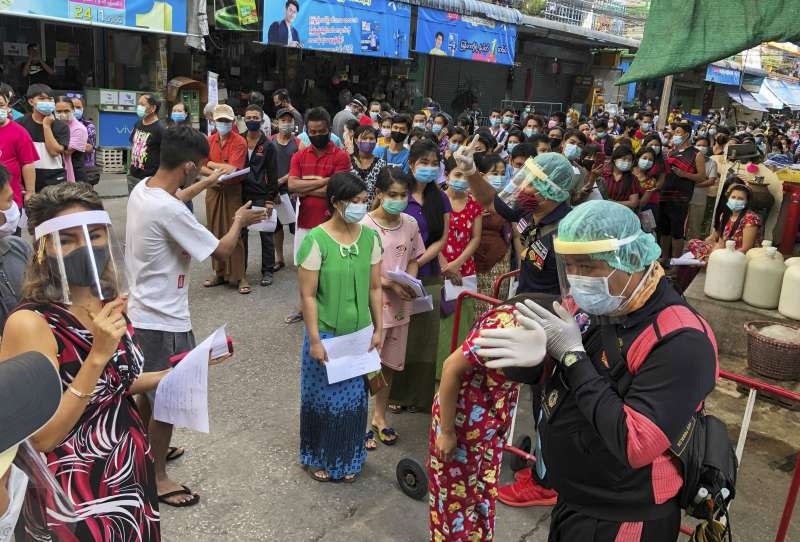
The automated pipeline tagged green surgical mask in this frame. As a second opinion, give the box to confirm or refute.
[383,198,408,215]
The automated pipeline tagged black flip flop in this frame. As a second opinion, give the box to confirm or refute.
[158,485,200,508]
[166,446,185,462]
[272,262,286,272]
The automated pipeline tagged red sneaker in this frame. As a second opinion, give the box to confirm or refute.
[498,468,558,507]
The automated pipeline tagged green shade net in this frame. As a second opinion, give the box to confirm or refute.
[617,0,800,85]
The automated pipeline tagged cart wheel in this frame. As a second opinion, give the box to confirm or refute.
[396,458,428,501]
[509,435,532,472]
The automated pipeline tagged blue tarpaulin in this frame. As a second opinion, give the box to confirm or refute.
[725,87,768,112]
[761,79,800,110]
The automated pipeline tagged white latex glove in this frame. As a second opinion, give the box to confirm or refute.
[515,299,585,362]
[473,317,547,369]
[453,135,480,176]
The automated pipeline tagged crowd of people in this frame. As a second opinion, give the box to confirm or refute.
[0,77,788,541]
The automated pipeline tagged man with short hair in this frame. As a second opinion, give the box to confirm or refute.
[659,121,706,261]
[19,84,69,192]
[21,43,53,87]
[272,88,304,130]
[284,107,349,324]
[488,109,508,148]
[593,118,615,157]
[374,114,411,172]
[0,91,37,205]
[128,93,164,193]
[271,108,301,271]
[241,105,279,286]
[127,125,265,507]
[559,129,589,202]
[412,111,428,130]
[332,94,366,139]
[267,0,301,47]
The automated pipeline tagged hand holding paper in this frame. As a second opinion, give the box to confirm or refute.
[321,325,382,384]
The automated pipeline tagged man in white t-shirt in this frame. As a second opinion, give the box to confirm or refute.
[126,125,264,507]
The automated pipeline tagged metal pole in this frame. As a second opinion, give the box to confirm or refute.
[657,74,673,130]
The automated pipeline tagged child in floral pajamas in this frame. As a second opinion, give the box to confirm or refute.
[429,305,522,541]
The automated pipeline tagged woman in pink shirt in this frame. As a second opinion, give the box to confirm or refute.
[55,97,88,183]
[360,167,425,447]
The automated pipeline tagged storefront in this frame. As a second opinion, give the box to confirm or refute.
[0,1,197,160]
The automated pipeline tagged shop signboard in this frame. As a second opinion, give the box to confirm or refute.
[98,110,138,147]
[414,7,516,66]
[0,0,188,34]
[705,64,741,86]
[262,0,411,59]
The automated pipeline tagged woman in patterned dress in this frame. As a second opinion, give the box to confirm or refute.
[0,183,164,541]
[436,162,482,379]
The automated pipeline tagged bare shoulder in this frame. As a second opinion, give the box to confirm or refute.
[2,309,58,359]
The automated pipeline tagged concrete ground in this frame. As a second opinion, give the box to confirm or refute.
[95,175,799,542]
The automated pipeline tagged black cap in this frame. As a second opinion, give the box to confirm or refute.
[351,94,367,109]
[0,351,62,454]
[276,107,294,120]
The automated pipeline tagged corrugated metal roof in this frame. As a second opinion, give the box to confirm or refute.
[398,0,523,24]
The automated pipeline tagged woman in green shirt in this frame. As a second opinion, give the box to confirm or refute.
[296,172,383,482]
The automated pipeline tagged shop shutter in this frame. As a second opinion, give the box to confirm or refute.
[527,56,584,108]
[429,56,510,117]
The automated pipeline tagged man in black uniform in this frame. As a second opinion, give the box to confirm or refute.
[475,200,718,541]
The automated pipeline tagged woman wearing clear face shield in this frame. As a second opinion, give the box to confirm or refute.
[0,183,175,540]
[474,200,718,542]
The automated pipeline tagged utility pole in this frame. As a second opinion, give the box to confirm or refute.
[657,74,673,130]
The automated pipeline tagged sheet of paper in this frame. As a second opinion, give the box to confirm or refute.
[248,207,277,232]
[276,193,296,224]
[321,325,381,384]
[670,252,706,267]
[219,167,250,182]
[386,269,425,298]
[411,294,434,315]
[154,325,226,433]
[443,275,478,301]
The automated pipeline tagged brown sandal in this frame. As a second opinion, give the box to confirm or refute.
[238,280,252,294]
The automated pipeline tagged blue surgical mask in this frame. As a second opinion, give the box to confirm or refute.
[487,175,505,190]
[672,135,685,146]
[638,158,653,170]
[216,122,232,135]
[568,271,627,315]
[449,142,460,153]
[641,122,652,131]
[383,199,408,215]
[343,202,368,223]
[413,122,425,130]
[502,116,513,125]
[524,128,536,138]
[431,124,443,134]
[171,112,187,123]
[414,166,439,184]
[0,109,8,122]
[73,108,83,120]
[726,198,746,212]
[448,179,469,192]
[615,159,632,171]
[506,143,517,154]
[136,104,147,118]
[35,101,55,115]
[563,143,581,160]
[489,117,501,127]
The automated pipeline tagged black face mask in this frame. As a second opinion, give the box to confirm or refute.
[49,245,110,288]
[245,120,261,132]
[309,133,330,149]
[473,151,486,165]
[550,138,562,150]
[390,130,407,144]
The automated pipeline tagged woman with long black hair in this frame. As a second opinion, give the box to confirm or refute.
[349,124,386,208]
[389,139,451,413]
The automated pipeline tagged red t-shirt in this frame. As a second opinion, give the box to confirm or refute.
[289,142,351,229]
[208,131,247,170]
[0,120,39,205]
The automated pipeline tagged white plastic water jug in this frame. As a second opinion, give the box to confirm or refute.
[746,239,783,262]
[786,257,800,268]
[743,247,785,309]
[705,240,747,301]
[779,263,800,320]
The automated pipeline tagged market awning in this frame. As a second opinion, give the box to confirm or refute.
[755,82,786,109]
[617,0,800,85]
[725,88,768,112]
[399,0,523,24]
[762,79,800,110]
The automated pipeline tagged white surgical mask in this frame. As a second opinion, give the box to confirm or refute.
[0,202,21,237]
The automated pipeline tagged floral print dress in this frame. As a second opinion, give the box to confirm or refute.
[443,195,482,276]
[429,306,521,542]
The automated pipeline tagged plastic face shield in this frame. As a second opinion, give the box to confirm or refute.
[34,210,127,305]
[553,233,641,302]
